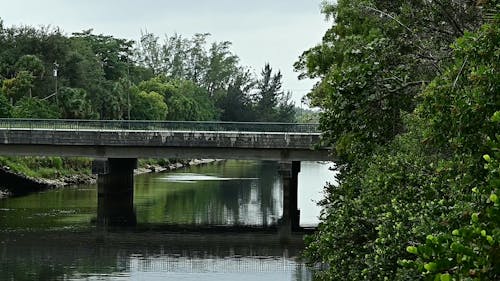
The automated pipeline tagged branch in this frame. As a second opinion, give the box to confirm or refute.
[453,57,468,89]
[360,5,414,34]
[360,5,443,73]
[386,80,429,93]
[434,1,465,36]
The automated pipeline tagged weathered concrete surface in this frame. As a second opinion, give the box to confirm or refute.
[0,129,330,161]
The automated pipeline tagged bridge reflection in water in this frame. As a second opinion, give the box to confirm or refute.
[0,231,313,281]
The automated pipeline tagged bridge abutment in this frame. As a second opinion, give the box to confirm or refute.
[279,161,301,232]
[92,158,137,226]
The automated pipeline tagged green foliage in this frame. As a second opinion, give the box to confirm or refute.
[295,107,319,124]
[0,88,12,117]
[166,79,218,121]
[15,55,45,78]
[0,156,91,179]
[2,71,35,102]
[130,90,168,121]
[405,119,500,280]
[71,30,134,81]
[136,76,171,98]
[253,64,295,122]
[402,18,500,280]
[295,0,483,164]
[58,87,95,119]
[0,21,297,122]
[137,32,243,96]
[299,1,496,280]
[417,20,500,154]
[12,97,60,119]
[217,76,256,121]
[132,77,218,121]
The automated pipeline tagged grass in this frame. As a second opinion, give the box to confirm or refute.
[0,156,92,179]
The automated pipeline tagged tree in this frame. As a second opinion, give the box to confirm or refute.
[253,64,295,122]
[295,0,483,164]
[15,55,45,79]
[130,90,167,121]
[71,30,134,81]
[217,72,256,121]
[406,17,500,280]
[0,88,12,117]
[204,40,240,96]
[136,33,245,97]
[0,23,71,98]
[2,71,35,102]
[166,79,218,121]
[296,1,488,280]
[12,97,60,119]
[65,38,106,91]
[136,76,171,98]
[58,87,95,119]
[137,32,164,76]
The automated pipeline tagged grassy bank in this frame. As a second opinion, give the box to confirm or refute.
[0,157,200,180]
[0,157,92,179]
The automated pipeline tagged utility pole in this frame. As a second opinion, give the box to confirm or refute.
[127,63,131,120]
[53,61,59,104]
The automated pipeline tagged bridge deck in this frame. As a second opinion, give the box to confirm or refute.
[0,119,329,161]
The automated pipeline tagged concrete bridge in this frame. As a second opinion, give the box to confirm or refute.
[0,119,330,231]
[0,119,327,161]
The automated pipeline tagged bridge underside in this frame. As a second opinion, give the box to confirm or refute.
[0,144,330,161]
[93,158,305,232]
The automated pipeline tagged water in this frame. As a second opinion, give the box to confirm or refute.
[0,160,334,281]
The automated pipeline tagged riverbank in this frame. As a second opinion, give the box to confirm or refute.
[0,159,222,199]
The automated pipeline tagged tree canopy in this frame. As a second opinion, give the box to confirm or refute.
[0,21,297,123]
[297,1,499,280]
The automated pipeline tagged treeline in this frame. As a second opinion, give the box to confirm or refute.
[297,0,499,280]
[0,23,295,122]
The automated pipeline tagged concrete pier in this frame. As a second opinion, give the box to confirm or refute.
[93,158,137,226]
[279,161,301,231]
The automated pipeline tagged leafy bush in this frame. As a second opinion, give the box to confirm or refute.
[301,3,498,281]
[405,113,500,280]
[12,97,60,119]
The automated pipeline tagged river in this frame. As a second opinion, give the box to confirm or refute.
[0,160,334,281]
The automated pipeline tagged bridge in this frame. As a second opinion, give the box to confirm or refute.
[0,119,327,161]
[0,119,330,231]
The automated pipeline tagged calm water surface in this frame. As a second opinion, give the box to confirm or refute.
[0,160,334,281]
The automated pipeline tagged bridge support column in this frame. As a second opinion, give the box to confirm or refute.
[279,161,301,232]
[92,158,137,226]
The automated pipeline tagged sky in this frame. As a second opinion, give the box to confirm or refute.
[0,0,331,105]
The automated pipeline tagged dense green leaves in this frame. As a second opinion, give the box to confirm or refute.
[130,91,167,121]
[253,64,295,122]
[12,97,60,119]
[0,88,12,117]
[0,20,296,122]
[165,80,217,121]
[58,87,95,119]
[417,20,500,154]
[299,1,497,280]
[405,18,500,281]
[2,71,35,102]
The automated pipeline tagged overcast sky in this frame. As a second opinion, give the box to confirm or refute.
[0,0,331,105]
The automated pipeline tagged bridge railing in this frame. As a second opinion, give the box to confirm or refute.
[0,119,320,133]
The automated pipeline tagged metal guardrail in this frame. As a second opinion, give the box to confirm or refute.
[0,119,320,133]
